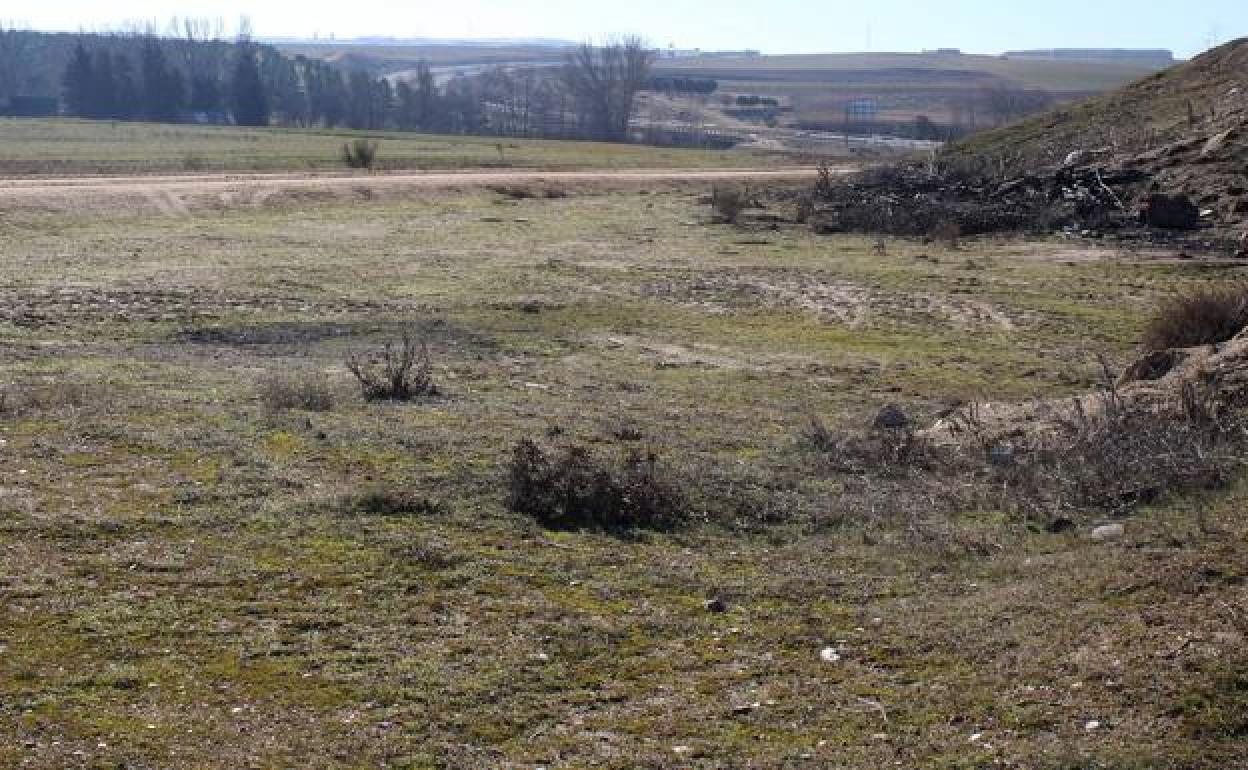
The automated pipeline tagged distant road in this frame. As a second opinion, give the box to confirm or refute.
[0,167,833,214]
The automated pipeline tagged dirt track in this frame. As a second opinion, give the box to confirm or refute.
[0,167,822,214]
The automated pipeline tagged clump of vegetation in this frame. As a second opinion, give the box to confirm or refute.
[803,378,1247,530]
[814,161,837,199]
[345,331,438,402]
[1173,655,1248,740]
[342,138,380,169]
[507,440,688,532]
[710,185,749,224]
[931,219,962,250]
[258,370,335,412]
[1142,285,1248,351]
[347,487,447,517]
[490,185,535,200]
[794,194,816,224]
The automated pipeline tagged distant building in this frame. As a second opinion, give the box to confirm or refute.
[845,98,879,119]
[923,48,963,55]
[1001,48,1175,67]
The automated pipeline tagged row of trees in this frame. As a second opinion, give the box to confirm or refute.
[62,39,267,124]
[54,33,657,142]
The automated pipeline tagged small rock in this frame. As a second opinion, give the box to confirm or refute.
[820,647,842,664]
[1091,523,1126,541]
[1085,720,1102,731]
[705,598,729,614]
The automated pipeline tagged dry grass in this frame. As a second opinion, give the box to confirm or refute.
[0,184,1245,768]
[258,370,336,412]
[1142,284,1248,351]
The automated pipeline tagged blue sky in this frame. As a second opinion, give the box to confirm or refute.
[9,0,1246,56]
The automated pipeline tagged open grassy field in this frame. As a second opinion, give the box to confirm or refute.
[1,180,1246,768]
[0,119,789,177]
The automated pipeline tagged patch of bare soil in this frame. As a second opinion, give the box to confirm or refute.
[0,285,414,329]
[591,333,833,376]
[642,270,1021,331]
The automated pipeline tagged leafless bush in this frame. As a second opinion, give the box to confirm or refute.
[258,370,335,412]
[1142,285,1248,352]
[342,139,379,169]
[507,439,688,532]
[931,220,962,250]
[710,185,748,224]
[345,331,438,402]
[814,161,836,199]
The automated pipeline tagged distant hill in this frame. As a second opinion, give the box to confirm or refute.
[1001,48,1176,68]
[653,50,1169,130]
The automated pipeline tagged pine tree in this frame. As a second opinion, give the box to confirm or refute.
[230,45,269,126]
[62,43,93,118]
[113,55,140,120]
[140,39,184,123]
[190,75,222,115]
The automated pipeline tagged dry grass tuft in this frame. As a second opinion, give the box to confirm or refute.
[258,370,335,412]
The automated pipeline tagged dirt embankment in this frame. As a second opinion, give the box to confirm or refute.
[805,39,1248,252]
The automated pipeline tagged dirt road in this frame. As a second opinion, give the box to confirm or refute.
[0,167,824,214]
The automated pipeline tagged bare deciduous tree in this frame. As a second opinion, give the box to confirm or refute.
[561,36,655,141]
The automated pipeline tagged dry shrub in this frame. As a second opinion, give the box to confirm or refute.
[490,185,535,200]
[348,487,447,517]
[507,440,688,532]
[804,380,1247,530]
[710,185,748,224]
[1142,285,1248,352]
[794,194,816,224]
[931,219,962,250]
[258,370,335,412]
[814,161,837,199]
[342,139,379,169]
[345,331,438,402]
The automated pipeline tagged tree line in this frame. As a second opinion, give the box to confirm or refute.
[5,24,657,143]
